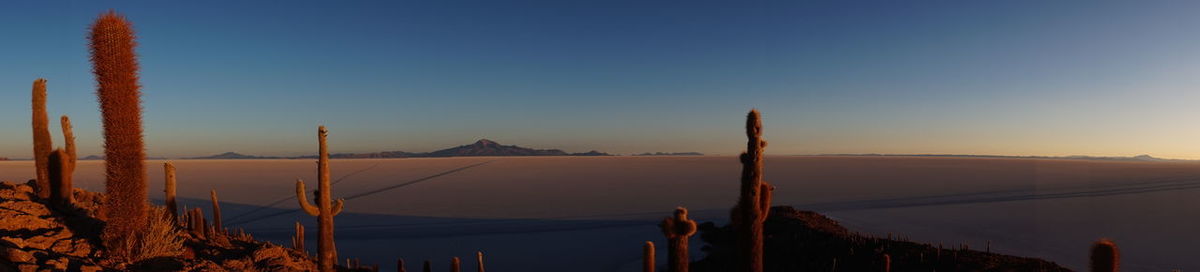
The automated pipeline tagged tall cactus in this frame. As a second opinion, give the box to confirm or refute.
[660,207,697,272]
[296,126,345,272]
[293,222,306,253]
[210,189,222,233]
[54,115,76,208]
[1090,239,1119,272]
[32,78,53,199]
[732,109,773,272]
[48,149,70,207]
[644,241,656,272]
[164,162,178,220]
[89,11,148,258]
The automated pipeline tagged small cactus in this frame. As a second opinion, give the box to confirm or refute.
[643,241,655,272]
[295,126,345,272]
[475,251,485,272]
[423,260,432,272]
[210,189,222,233]
[660,207,697,272]
[164,162,178,220]
[90,11,149,258]
[397,258,406,272]
[1090,239,1119,272]
[882,254,891,272]
[732,109,773,272]
[450,257,461,272]
[31,78,53,199]
[293,221,306,253]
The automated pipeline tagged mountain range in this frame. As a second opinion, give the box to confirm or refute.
[182,139,610,159]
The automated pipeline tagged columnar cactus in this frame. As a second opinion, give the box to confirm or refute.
[450,257,461,272]
[644,241,655,272]
[210,189,222,233]
[293,222,305,253]
[1090,239,1119,272]
[53,115,76,207]
[47,149,71,207]
[882,254,891,272]
[296,126,345,272]
[31,78,53,199]
[660,207,697,272]
[89,11,148,257]
[397,258,406,272]
[475,251,485,272]
[732,109,773,272]
[164,162,178,220]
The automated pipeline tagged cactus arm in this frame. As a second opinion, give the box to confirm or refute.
[295,180,319,216]
[758,182,773,220]
[331,198,344,216]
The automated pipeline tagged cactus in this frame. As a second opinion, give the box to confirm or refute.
[60,116,76,178]
[644,241,655,272]
[475,251,484,272]
[660,207,697,272]
[187,207,206,239]
[52,116,76,208]
[293,222,306,253]
[164,162,178,220]
[210,189,222,233]
[882,254,891,272]
[47,149,71,207]
[296,126,345,272]
[1090,239,1118,272]
[450,257,461,272]
[732,109,773,272]
[397,258,406,272]
[32,78,53,199]
[423,260,432,272]
[89,11,149,258]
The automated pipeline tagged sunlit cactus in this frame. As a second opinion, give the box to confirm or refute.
[1090,239,1119,272]
[644,241,655,272]
[296,126,345,272]
[732,109,773,272]
[89,10,148,258]
[882,253,891,272]
[210,189,222,233]
[450,257,461,272]
[164,162,178,220]
[475,251,485,272]
[31,78,52,199]
[293,221,306,253]
[52,115,76,208]
[660,207,697,272]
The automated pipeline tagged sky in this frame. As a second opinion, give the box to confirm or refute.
[3,1,1200,158]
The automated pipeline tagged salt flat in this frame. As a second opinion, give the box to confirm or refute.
[1,156,1197,271]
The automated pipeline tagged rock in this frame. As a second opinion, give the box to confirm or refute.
[77,265,102,272]
[14,264,36,272]
[0,247,34,263]
[42,257,67,270]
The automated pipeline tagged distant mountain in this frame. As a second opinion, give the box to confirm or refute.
[814,153,1191,162]
[185,152,280,160]
[81,155,103,160]
[635,152,704,156]
[293,139,610,159]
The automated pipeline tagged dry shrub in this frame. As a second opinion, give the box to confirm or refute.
[130,206,185,262]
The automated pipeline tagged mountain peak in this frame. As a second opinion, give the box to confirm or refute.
[473,139,499,147]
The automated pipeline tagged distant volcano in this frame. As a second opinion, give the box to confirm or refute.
[298,139,610,159]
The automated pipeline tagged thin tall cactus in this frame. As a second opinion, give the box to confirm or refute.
[475,251,485,272]
[53,115,76,208]
[296,126,345,272]
[1090,239,1119,272]
[732,109,773,272]
[164,162,178,220]
[293,221,306,253]
[210,189,222,233]
[32,78,52,199]
[89,11,148,258]
[660,207,697,272]
[882,254,891,272]
[644,241,656,272]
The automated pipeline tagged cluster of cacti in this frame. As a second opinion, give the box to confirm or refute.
[1090,239,1119,272]
[732,109,774,272]
[660,207,697,272]
[30,79,78,208]
[296,126,345,272]
[644,241,656,272]
[90,11,149,258]
[294,221,306,253]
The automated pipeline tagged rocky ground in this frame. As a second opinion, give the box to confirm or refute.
[0,181,325,272]
[691,206,1071,271]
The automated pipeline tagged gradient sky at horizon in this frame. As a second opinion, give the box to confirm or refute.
[3,1,1200,158]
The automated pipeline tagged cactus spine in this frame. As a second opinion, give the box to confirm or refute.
[660,207,697,272]
[475,251,484,272]
[164,162,178,220]
[1090,239,1119,272]
[450,257,461,272]
[644,241,656,272]
[293,221,306,253]
[732,109,773,272]
[296,126,345,272]
[210,189,222,232]
[89,11,148,258]
[32,78,53,199]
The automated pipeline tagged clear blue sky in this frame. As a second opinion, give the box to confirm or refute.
[3,1,1200,158]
